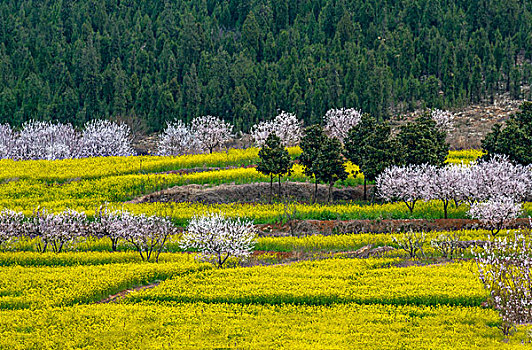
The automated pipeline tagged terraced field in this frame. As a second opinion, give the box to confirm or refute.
[1,149,531,348]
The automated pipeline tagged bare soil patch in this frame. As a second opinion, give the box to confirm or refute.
[127,181,367,204]
[257,218,532,236]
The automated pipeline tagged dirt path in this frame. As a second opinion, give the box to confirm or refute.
[96,282,160,304]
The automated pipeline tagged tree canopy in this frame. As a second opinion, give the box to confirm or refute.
[482,102,532,165]
[0,0,530,131]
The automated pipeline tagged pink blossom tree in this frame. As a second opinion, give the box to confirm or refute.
[25,208,87,252]
[114,211,175,262]
[424,164,467,219]
[0,209,24,250]
[12,121,79,160]
[470,155,531,203]
[473,228,532,335]
[431,109,454,131]
[376,164,432,214]
[0,124,14,159]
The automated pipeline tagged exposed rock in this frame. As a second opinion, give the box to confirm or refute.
[354,244,374,258]
[370,246,396,257]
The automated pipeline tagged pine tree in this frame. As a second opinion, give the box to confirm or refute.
[396,114,449,167]
[482,102,532,165]
[314,137,348,203]
[257,133,292,202]
[299,125,327,203]
[344,114,397,200]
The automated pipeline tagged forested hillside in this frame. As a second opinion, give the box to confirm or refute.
[0,0,530,131]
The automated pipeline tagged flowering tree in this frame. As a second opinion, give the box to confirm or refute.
[0,209,24,250]
[12,121,79,160]
[376,164,432,214]
[115,212,175,262]
[431,109,454,131]
[250,111,302,147]
[25,208,87,252]
[250,120,275,147]
[468,197,523,235]
[473,229,532,335]
[0,124,14,159]
[323,108,362,142]
[471,155,531,203]
[46,209,87,253]
[180,213,257,268]
[392,231,426,258]
[157,120,201,156]
[78,119,135,157]
[89,206,123,252]
[431,232,461,259]
[424,165,467,219]
[190,116,233,153]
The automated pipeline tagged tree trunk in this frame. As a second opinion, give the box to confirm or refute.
[270,175,274,203]
[313,180,318,204]
[363,178,367,201]
[328,183,333,203]
[278,175,282,197]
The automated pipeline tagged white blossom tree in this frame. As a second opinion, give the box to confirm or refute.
[376,164,432,214]
[470,155,531,203]
[468,197,523,235]
[424,164,468,218]
[0,124,14,159]
[89,206,123,252]
[431,109,454,131]
[78,119,135,157]
[250,111,302,147]
[190,116,233,153]
[157,120,202,156]
[12,121,79,160]
[473,230,532,335]
[180,213,257,268]
[323,108,362,142]
[25,208,87,252]
[115,212,175,262]
[0,209,24,250]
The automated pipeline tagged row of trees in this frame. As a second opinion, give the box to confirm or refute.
[377,155,532,216]
[0,0,530,130]
[256,108,450,203]
[2,102,529,163]
[0,208,176,262]
[255,103,531,205]
[0,120,134,160]
[0,208,256,268]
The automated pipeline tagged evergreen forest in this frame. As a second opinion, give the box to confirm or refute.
[0,0,531,131]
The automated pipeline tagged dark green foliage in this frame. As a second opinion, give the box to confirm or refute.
[396,115,449,167]
[482,102,532,165]
[314,137,348,203]
[344,114,397,200]
[257,133,292,201]
[0,0,529,130]
[299,125,328,202]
